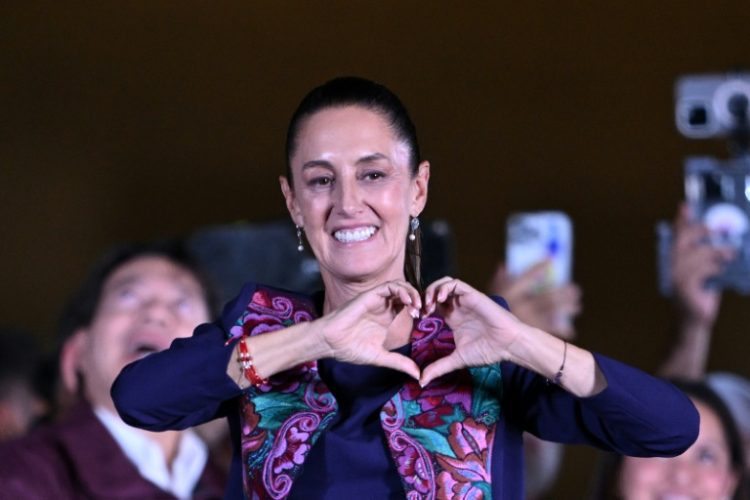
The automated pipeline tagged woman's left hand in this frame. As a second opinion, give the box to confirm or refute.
[419,277,526,386]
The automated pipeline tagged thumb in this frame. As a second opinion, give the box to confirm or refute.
[419,352,464,387]
[506,260,552,297]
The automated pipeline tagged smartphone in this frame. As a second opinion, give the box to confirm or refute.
[506,211,572,288]
[681,156,750,293]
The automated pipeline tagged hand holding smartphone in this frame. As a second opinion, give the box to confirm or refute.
[506,211,573,289]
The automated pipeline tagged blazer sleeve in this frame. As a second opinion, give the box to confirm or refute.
[111,283,258,431]
[501,354,699,457]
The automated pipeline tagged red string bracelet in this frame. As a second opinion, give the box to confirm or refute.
[237,335,268,387]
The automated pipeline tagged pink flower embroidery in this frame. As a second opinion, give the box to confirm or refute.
[271,425,311,474]
[435,418,493,499]
[402,372,472,416]
[397,445,431,494]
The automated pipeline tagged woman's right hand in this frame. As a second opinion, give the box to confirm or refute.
[317,280,422,380]
[671,203,733,327]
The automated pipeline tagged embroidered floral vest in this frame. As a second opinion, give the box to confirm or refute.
[226,285,502,499]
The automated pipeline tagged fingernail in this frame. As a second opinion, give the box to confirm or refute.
[410,308,419,319]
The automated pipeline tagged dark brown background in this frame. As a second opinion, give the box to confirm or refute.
[2,3,749,496]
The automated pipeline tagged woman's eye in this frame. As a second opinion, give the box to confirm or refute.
[309,176,333,187]
[697,447,719,465]
[363,171,385,181]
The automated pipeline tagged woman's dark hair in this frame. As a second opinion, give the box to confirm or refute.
[589,378,748,500]
[57,239,220,345]
[285,76,425,290]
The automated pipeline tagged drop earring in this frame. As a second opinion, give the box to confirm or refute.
[409,217,420,242]
[296,225,304,252]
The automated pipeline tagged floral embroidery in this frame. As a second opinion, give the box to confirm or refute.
[435,418,494,499]
[230,286,338,500]
[382,315,501,499]
[231,288,502,499]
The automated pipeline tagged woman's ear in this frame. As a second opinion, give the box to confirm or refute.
[410,161,430,216]
[279,176,304,227]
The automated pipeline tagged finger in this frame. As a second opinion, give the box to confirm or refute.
[377,281,421,317]
[678,247,731,281]
[400,281,423,314]
[387,280,422,316]
[436,280,460,304]
[420,352,464,387]
[424,276,455,313]
[375,352,421,380]
[536,286,581,313]
[674,202,693,229]
[551,313,576,339]
[503,260,553,297]
[487,262,509,295]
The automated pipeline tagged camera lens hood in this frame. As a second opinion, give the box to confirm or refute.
[713,78,750,130]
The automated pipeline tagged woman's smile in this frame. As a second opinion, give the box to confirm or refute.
[332,225,378,244]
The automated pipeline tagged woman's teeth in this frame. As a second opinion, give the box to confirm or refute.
[334,226,376,243]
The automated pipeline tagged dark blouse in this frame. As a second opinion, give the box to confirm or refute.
[112,283,699,499]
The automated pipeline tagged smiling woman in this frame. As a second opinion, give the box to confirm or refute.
[590,379,748,500]
[112,76,701,499]
[280,105,429,303]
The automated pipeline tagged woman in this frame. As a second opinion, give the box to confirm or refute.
[590,380,747,500]
[113,76,698,499]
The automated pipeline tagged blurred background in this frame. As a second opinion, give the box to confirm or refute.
[2,2,749,496]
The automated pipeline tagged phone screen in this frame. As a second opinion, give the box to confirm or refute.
[506,211,572,287]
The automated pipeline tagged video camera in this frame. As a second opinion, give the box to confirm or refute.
[658,72,750,295]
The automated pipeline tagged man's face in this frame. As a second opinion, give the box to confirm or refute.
[76,255,210,412]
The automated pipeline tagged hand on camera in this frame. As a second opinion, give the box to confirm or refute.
[671,203,735,327]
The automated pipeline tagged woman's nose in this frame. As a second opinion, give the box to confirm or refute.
[333,176,363,214]
[665,457,693,487]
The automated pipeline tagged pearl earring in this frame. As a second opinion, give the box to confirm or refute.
[296,225,304,252]
[409,217,420,242]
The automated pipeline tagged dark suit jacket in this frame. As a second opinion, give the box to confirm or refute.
[0,399,225,499]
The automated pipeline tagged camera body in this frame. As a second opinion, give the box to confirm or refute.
[658,73,750,295]
[675,72,750,139]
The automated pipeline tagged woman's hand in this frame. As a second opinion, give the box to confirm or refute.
[671,203,733,328]
[420,277,526,386]
[420,276,606,397]
[488,261,581,340]
[319,280,422,380]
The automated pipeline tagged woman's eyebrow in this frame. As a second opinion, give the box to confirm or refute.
[301,160,334,170]
[356,152,388,165]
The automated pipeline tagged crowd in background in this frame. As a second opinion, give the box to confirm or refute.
[0,199,747,499]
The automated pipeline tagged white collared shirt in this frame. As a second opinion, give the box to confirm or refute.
[95,407,208,500]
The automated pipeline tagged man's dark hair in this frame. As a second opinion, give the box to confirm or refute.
[0,327,42,399]
[57,239,220,344]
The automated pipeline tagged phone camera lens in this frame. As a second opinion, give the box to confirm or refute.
[688,105,708,126]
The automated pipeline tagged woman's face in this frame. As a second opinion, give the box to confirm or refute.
[281,105,429,286]
[618,399,739,500]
